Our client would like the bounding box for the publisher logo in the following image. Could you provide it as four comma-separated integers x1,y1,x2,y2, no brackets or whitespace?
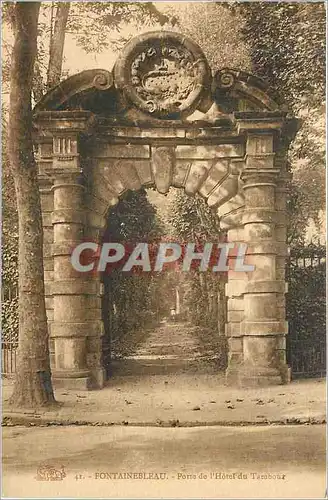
36,464,66,481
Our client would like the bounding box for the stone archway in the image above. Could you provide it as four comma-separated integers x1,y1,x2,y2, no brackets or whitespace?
33,31,297,390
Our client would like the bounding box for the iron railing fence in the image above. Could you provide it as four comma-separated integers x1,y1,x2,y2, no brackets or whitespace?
1,286,18,376
286,243,326,378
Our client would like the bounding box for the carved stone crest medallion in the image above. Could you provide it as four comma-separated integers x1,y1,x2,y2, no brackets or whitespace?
114,31,211,118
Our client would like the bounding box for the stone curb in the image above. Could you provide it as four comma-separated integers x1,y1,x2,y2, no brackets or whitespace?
2,413,326,428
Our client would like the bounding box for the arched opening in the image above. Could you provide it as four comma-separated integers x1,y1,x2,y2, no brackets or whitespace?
99,186,229,380
34,30,297,389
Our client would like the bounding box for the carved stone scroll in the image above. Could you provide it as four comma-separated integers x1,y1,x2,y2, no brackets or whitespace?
34,69,113,112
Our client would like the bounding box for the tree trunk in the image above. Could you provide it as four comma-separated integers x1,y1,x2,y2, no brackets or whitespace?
8,2,56,408
33,60,46,102
47,2,70,89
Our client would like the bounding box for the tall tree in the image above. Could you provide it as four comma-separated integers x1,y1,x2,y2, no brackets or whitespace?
46,2,70,89
237,2,326,243
2,2,172,405
8,2,55,407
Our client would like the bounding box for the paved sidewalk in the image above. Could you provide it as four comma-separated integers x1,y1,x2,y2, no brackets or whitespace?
3,424,326,498
2,375,325,426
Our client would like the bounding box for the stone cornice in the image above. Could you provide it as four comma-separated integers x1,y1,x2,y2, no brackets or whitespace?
33,110,96,134
33,110,294,147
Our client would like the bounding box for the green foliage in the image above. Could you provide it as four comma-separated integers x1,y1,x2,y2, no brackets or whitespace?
234,4,326,371
2,223,18,290
167,2,251,70
237,3,325,109
168,190,221,243
168,190,225,331
1,296,19,343
237,2,326,243
2,111,19,344
66,2,172,53
103,187,163,242
102,189,164,353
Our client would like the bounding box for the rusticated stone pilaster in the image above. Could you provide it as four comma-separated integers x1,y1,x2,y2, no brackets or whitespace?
227,132,289,387
83,208,107,389
51,170,90,389
225,224,246,384
51,134,102,390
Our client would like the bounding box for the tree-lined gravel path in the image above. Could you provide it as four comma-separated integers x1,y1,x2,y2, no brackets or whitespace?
111,320,225,376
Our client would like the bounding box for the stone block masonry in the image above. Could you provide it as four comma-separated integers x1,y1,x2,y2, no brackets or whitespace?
33,30,298,389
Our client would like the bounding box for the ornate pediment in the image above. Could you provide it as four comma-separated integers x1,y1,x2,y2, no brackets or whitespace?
34,30,284,122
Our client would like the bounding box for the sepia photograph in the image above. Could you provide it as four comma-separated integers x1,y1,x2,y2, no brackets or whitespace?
1,1,326,498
